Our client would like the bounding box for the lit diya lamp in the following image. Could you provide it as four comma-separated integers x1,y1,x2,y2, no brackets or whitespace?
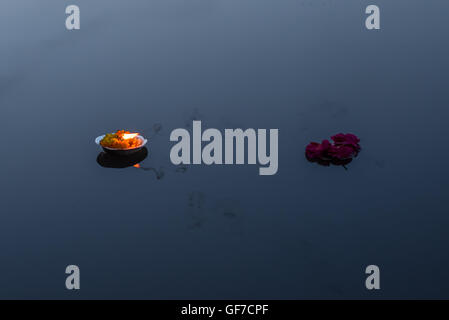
95,130,148,156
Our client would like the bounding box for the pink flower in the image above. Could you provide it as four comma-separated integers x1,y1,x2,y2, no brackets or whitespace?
305,140,332,160
329,145,356,160
305,133,361,167
331,133,361,152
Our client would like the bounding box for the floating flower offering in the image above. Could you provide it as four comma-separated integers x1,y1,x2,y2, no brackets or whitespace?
100,130,142,149
305,133,361,167
95,130,148,156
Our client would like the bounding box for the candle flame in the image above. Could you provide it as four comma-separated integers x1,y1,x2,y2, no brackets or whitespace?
122,133,139,139
133,163,141,168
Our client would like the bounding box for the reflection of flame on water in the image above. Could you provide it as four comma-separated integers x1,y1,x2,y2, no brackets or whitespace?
122,133,139,140
133,163,164,180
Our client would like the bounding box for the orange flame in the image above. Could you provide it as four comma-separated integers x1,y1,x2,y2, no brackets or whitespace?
122,133,139,139
133,163,141,168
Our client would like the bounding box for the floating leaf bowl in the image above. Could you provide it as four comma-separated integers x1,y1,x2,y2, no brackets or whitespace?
95,134,148,156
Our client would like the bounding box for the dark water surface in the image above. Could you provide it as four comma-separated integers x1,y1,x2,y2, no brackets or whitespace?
1,0,448,298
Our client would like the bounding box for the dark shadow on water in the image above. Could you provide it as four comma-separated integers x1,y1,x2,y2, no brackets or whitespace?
97,147,148,168
306,155,353,170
